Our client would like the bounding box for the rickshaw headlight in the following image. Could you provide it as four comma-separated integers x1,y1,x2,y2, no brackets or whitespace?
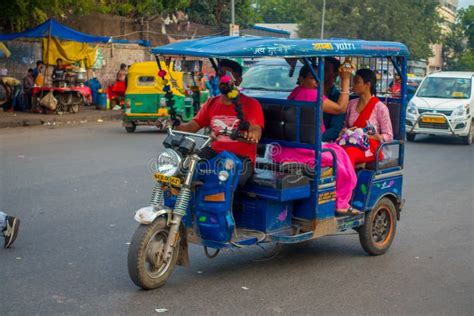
407,102,418,115
218,170,229,182
156,149,182,177
160,98,167,107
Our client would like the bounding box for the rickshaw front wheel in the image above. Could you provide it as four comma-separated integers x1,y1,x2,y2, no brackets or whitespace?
127,218,180,290
358,197,397,256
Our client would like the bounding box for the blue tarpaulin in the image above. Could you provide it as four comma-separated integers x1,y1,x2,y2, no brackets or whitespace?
0,19,111,43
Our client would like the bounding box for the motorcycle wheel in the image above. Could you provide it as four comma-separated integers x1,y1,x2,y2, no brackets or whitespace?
127,218,180,290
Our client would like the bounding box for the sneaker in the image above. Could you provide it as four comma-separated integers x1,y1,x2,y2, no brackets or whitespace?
3,216,20,248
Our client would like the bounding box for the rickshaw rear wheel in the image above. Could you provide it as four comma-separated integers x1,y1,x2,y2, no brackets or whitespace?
358,197,397,256
127,218,180,290
125,123,136,133
406,133,416,142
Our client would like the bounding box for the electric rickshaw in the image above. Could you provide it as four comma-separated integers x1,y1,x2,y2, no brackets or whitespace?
127,36,409,289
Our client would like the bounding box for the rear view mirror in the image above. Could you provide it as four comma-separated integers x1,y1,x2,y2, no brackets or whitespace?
173,60,203,73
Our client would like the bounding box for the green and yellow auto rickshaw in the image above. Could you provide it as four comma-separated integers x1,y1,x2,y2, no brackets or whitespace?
122,61,209,133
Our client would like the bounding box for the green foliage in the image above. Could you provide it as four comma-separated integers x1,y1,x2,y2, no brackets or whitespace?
0,0,191,32
461,6,474,50
443,6,474,71
188,0,257,27
296,0,441,60
252,0,299,23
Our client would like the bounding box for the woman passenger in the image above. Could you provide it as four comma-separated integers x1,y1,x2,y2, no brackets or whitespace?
272,64,358,215
343,69,393,167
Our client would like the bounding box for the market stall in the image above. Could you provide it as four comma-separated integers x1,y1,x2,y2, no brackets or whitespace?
0,19,111,113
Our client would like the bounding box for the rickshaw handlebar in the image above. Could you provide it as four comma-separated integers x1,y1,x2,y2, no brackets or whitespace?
168,128,212,149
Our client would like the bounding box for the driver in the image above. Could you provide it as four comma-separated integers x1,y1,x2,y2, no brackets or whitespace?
176,59,264,185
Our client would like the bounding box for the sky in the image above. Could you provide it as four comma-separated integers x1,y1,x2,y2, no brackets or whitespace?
458,0,473,8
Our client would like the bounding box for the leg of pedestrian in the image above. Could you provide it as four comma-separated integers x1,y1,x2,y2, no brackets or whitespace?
1,211,20,248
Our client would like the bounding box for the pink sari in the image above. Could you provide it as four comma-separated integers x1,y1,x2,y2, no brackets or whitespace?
273,86,357,209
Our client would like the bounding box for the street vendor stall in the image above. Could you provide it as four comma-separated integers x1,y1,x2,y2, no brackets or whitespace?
31,86,92,113
0,19,111,114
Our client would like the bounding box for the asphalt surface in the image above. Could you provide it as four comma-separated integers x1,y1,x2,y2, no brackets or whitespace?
0,123,472,315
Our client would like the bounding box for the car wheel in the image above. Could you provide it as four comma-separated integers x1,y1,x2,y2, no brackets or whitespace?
406,133,416,142
461,122,472,145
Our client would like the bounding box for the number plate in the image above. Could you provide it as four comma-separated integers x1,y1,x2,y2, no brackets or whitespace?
154,173,181,186
421,116,446,123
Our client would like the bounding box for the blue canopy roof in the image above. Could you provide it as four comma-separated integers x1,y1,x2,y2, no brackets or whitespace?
151,36,409,58
0,19,111,43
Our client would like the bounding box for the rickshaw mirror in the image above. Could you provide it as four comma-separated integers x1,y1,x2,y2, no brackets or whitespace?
285,58,297,77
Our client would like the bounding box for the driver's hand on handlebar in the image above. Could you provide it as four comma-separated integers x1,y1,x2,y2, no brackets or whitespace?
209,131,218,140
240,131,258,143
242,125,262,144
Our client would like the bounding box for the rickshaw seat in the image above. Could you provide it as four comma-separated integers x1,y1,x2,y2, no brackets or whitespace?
255,160,333,178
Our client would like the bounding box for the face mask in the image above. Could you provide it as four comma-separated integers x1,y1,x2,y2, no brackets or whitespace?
218,70,235,95
218,83,233,95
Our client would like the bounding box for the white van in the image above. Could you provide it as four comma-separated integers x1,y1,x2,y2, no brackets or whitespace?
406,71,473,145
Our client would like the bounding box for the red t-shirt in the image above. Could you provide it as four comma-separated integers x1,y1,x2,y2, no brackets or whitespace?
193,94,265,164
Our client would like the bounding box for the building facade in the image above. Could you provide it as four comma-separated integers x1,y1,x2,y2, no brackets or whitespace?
427,0,458,73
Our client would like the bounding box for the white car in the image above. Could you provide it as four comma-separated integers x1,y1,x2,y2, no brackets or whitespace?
406,71,473,145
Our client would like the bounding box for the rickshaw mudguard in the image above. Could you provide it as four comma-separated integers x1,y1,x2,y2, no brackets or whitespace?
133,206,191,266
193,151,243,245
134,206,171,225
351,169,403,212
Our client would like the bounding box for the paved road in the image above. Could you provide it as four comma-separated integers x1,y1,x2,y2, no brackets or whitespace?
0,123,472,315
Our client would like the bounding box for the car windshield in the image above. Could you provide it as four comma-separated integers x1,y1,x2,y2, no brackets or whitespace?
416,77,472,99
241,63,301,92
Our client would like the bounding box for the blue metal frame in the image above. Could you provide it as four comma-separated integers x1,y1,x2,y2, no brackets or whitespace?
156,36,409,247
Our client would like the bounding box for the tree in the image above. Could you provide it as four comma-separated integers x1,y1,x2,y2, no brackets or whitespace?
461,5,474,50
0,0,191,32
188,0,258,27
252,0,300,23
296,0,441,60
443,6,474,71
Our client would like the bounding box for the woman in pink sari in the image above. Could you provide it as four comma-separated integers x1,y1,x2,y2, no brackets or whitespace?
272,64,358,215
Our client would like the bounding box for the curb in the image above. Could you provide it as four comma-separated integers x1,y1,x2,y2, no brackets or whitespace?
0,112,122,129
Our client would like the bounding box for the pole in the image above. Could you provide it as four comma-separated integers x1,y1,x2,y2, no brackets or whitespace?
231,0,235,25
44,19,53,87
320,0,326,39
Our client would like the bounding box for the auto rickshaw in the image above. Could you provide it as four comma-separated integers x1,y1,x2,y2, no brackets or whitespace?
122,61,209,133
127,36,409,290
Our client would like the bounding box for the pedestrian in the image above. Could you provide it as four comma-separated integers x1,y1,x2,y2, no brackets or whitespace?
0,211,20,248
34,63,45,87
32,60,44,81
209,74,220,96
0,76,21,112
22,68,34,111
116,63,127,82
51,58,67,86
